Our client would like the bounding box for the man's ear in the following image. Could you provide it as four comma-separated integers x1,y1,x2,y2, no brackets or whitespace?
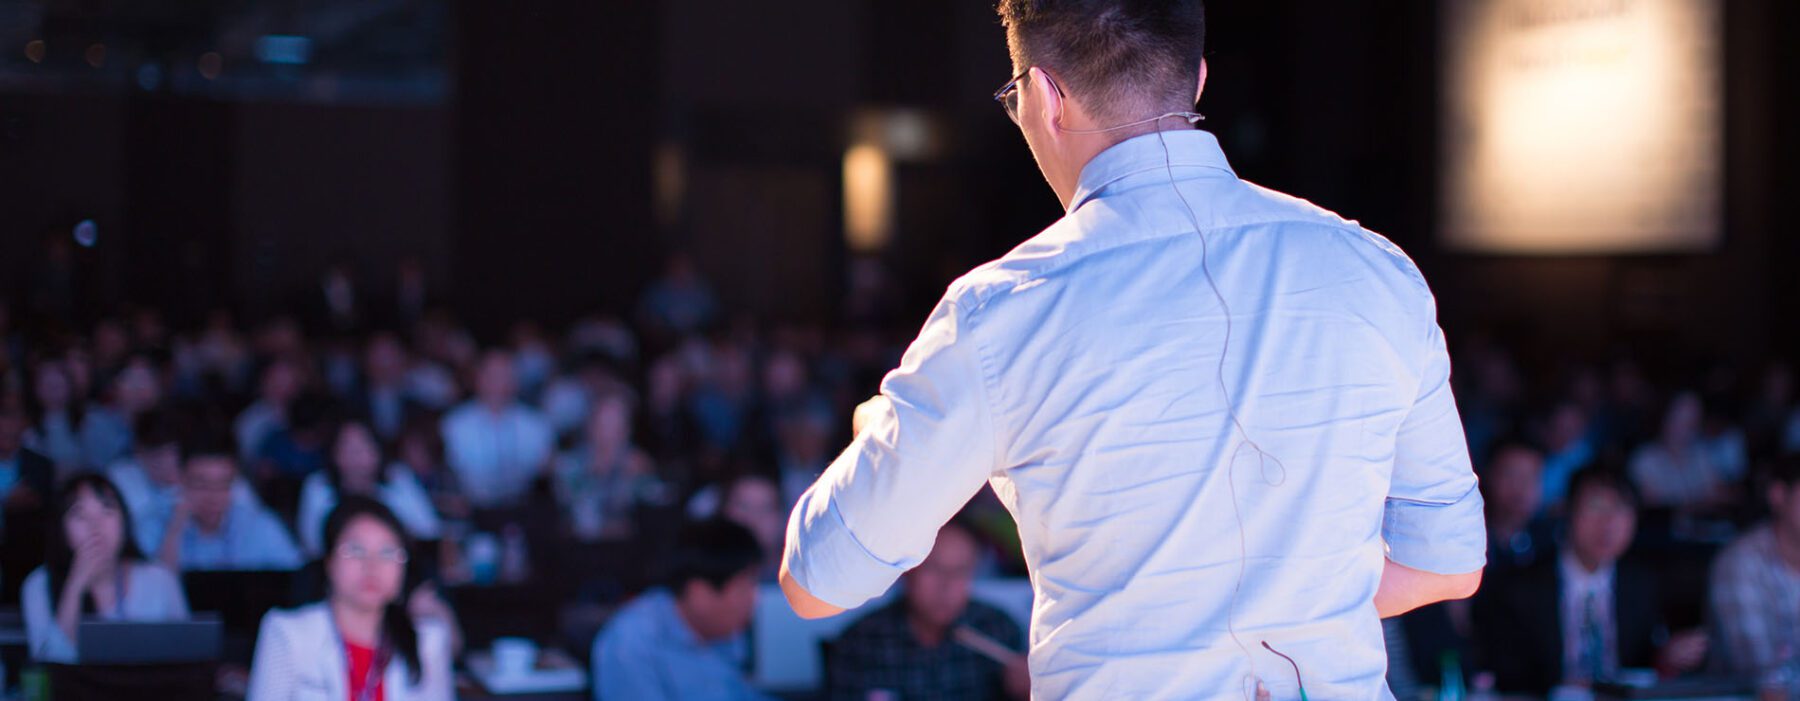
1027,66,1065,134
1195,58,1209,105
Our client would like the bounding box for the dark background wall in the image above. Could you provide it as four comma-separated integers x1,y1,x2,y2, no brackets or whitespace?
3,0,1794,365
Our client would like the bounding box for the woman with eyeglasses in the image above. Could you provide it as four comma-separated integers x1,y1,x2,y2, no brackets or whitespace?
248,496,454,701
22,473,190,663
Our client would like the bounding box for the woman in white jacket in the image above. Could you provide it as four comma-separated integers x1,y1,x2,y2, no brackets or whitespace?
295,419,441,556
248,496,453,701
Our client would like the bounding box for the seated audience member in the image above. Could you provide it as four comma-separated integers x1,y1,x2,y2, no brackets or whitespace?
250,392,336,501
554,390,654,541
1710,454,1800,678
689,473,784,579
1628,391,1739,510
1483,442,1556,576
80,353,163,473
828,520,1028,701
153,439,303,571
23,475,189,663
297,419,441,555
0,400,53,603
440,351,554,509
1475,469,1707,694
107,409,263,553
591,519,771,701
23,358,91,473
248,497,454,701
357,332,423,442
397,416,468,521
1539,401,1597,511
772,401,835,509
235,356,302,463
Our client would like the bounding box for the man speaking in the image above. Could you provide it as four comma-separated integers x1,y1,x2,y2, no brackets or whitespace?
781,1,1485,698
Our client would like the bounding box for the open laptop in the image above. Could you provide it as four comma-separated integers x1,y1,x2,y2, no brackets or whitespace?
77,616,223,665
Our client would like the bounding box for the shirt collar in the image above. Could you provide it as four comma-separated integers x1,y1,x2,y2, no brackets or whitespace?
1559,550,1616,594
1067,129,1235,212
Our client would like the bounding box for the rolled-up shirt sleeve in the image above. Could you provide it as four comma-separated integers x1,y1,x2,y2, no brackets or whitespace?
784,296,1000,609
1383,318,1486,575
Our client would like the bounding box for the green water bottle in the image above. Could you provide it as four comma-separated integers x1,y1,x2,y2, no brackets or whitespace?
1437,651,1465,701
19,665,47,701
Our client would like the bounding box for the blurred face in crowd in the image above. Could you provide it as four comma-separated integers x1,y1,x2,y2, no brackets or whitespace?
1769,478,1800,545
183,454,239,530
333,423,383,493
0,407,24,456
904,525,981,636
1484,445,1543,524
1567,481,1637,571
327,515,407,614
92,320,130,364
398,430,440,473
681,569,759,642
34,361,73,410
365,334,409,386
112,358,162,413
1545,403,1588,452
585,396,633,453
762,351,807,401
136,439,182,487
261,359,301,405
474,352,518,409
722,476,782,554
1661,392,1703,444
778,412,834,464
63,483,126,563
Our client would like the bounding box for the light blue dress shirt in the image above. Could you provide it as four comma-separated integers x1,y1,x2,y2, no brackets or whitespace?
785,129,1485,700
441,401,556,509
590,589,771,701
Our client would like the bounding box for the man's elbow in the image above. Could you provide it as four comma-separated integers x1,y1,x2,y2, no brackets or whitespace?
778,566,847,620
1442,567,1483,601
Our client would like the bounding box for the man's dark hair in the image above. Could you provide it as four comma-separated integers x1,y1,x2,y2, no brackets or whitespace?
1565,467,1639,515
998,0,1206,122
666,518,764,592
180,426,238,465
132,408,184,450
1769,453,1800,489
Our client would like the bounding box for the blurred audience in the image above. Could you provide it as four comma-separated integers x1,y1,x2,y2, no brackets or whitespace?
249,497,454,700
1482,442,1556,577
0,248,1794,697
441,350,554,509
23,474,189,663
1475,469,1707,694
554,388,656,541
1629,391,1743,511
297,419,441,555
828,520,1027,701
1710,454,1800,680
153,439,303,571
591,518,769,701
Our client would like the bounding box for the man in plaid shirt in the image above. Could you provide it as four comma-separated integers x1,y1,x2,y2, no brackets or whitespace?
1710,454,1800,677
827,521,1027,701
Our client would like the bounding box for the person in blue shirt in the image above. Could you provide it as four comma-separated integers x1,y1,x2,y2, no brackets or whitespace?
591,519,771,701
779,2,1486,698
152,436,303,572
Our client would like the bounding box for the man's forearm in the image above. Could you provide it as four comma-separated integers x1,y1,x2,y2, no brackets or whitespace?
1374,558,1482,618
778,559,847,619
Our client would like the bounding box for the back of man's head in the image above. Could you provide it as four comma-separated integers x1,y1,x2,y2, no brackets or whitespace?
666,518,765,642
998,0,1206,123
667,518,764,594
1771,453,1800,491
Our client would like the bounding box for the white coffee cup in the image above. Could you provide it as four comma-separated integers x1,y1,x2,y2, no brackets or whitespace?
492,637,538,678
